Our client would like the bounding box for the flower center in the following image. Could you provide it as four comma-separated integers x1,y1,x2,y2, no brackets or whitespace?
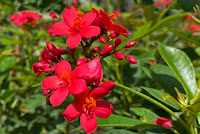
70,11,84,32
59,71,71,86
109,13,118,23
83,97,96,113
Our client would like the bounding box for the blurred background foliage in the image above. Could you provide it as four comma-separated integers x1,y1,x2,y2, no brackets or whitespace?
1,0,200,134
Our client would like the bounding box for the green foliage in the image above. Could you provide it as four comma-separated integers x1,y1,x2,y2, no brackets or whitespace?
1,0,200,133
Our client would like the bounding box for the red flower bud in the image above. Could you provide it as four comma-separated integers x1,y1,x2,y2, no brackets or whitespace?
99,37,106,43
49,11,57,19
109,33,116,39
115,53,124,60
100,44,113,56
154,117,172,129
125,41,137,48
100,81,115,91
76,58,87,66
43,90,50,96
46,42,59,56
13,50,19,55
57,48,68,55
125,55,137,64
91,47,100,53
73,0,78,7
115,37,122,46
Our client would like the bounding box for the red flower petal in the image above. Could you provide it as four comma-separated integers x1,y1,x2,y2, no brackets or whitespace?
62,9,78,27
62,102,82,121
73,86,89,102
81,26,100,38
80,112,97,134
89,87,109,100
99,10,110,28
70,63,89,79
108,24,128,34
81,12,96,27
41,76,62,90
50,86,69,106
69,79,86,95
51,22,74,36
55,60,71,77
95,101,113,118
66,33,82,49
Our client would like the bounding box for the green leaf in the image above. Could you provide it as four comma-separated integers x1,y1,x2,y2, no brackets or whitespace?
142,87,180,110
0,90,16,102
159,44,198,100
130,107,159,123
131,13,187,41
22,95,45,112
104,129,140,134
132,22,152,40
97,114,146,127
170,30,200,45
0,56,16,72
149,64,185,97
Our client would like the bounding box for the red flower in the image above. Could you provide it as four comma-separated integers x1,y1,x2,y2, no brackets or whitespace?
154,117,172,129
154,0,171,7
10,13,27,26
50,11,57,19
62,81,115,134
41,60,87,106
10,11,42,26
188,24,200,31
92,9,128,36
51,9,100,49
71,56,103,87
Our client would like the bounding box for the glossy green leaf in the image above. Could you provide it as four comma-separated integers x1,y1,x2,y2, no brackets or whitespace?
159,44,197,100
171,30,200,45
130,107,159,123
104,129,140,134
149,64,184,97
97,114,149,127
0,56,16,72
142,87,180,110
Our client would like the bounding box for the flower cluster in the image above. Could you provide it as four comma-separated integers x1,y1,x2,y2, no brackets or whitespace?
154,0,172,8
185,15,200,36
10,11,42,26
32,6,137,134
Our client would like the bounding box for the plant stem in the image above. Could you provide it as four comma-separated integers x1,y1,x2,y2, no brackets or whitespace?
106,0,110,14
103,78,190,133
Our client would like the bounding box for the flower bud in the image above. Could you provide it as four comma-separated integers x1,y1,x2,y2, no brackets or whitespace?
109,33,116,39
91,47,100,53
100,81,115,91
46,42,59,56
49,11,57,19
154,117,172,129
125,55,137,64
115,37,122,46
57,48,68,55
115,53,124,60
100,44,113,56
99,37,106,43
73,0,78,7
43,90,50,96
125,41,137,48
76,58,87,66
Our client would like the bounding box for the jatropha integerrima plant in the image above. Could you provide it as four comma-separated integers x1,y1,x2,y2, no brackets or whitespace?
32,6,137,134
